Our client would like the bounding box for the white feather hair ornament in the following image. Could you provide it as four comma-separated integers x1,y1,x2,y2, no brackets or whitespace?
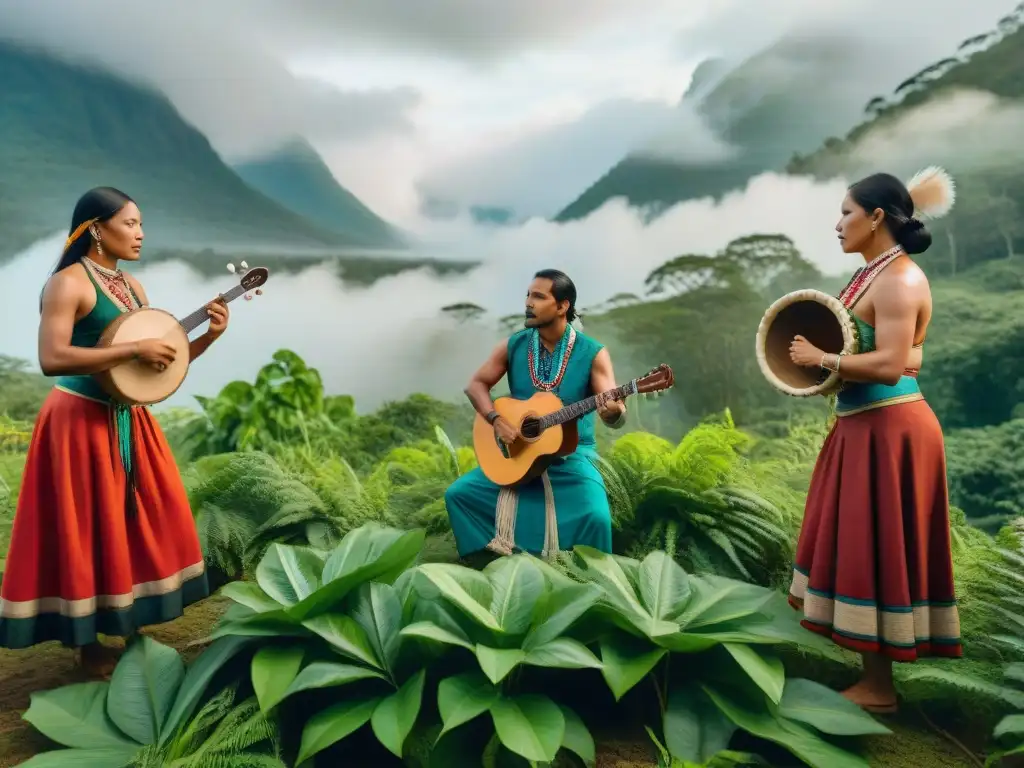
905,166,956,220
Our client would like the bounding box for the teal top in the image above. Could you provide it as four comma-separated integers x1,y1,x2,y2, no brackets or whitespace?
55,267,139,403
835,315,921,414
506,328,603,448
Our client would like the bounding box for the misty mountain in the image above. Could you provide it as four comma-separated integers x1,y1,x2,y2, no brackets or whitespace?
0,42,387,264
787,9,1024,275
553,36,900,223
232,138,407,249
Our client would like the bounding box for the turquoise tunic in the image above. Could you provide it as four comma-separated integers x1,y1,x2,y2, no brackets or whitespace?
445,328,613,557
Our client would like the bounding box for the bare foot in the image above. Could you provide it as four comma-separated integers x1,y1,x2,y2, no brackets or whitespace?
841,679,898,714
77,643,123,680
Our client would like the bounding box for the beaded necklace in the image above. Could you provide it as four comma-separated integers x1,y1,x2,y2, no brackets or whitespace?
528,326,576,391
837,245,904,309
84,257,138,311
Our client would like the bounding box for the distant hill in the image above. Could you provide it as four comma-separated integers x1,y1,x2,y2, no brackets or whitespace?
0,43,391,263
554,36,885,223
787,9,1024,276
232,138,407,249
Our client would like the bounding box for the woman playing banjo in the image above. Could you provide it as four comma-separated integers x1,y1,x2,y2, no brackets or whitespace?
787,168,961,713
0,187,226,676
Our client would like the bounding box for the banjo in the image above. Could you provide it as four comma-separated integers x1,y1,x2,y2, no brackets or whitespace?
94,265,269,406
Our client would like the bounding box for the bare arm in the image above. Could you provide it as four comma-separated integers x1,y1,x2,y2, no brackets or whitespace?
835,274,922,385
590,347,626,427
464,341,509,417
37,272,140,376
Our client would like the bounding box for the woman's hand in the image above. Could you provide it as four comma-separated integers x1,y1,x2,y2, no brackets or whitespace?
135,338,177,371
789,335,824,368
205,300,229,339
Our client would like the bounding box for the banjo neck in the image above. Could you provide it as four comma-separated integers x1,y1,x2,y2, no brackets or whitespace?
176,266,269,335
178,282,248,334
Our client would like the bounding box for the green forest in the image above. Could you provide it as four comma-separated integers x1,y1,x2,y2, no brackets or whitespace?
1,227,1023,767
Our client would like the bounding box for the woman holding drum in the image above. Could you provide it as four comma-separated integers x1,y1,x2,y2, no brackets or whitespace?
781,168,961,713
0,187,227,675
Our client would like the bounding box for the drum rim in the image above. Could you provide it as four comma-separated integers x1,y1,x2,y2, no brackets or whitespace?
755,288,858,397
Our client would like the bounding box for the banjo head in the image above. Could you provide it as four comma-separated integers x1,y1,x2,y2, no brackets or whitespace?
98,308,191,406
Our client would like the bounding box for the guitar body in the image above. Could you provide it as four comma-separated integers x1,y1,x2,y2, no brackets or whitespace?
473,391,580,487
93,307,191,406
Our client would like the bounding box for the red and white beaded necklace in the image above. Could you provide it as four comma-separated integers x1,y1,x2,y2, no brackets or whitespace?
83,257,138,311
837,245,904,309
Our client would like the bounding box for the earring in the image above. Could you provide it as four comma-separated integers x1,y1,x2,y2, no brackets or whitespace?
871,222,877,232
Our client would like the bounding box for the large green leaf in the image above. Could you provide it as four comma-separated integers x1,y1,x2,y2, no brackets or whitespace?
675,577,774,632
255,543,323,606
296,696,382,764
371,670,427,757
663,682,736,764
994,714,1024,738
302,613,381,667
288,528,425,621
251,646,305,712
476,646,527,684
486,557,545,635
351,582,404,680
704,684,869,768
523,582,603,651
419,563,502,632
490,694,566,764
723,644,785,705
219,581,282,614
16,746,141,767
778,679,892,736
599,633,667,701
106,636,184,746
559,704,596,765
523,638,602,670
637,551,691,622
160,636,255,744
282,660,387,701
572,547,651,620
400,620,475,651
23,682,136,751
437,671,500,738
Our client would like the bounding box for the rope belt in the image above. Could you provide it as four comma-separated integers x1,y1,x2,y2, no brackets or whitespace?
487,471,560,559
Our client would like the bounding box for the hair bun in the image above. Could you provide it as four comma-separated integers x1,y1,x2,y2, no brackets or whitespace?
904,217,925,232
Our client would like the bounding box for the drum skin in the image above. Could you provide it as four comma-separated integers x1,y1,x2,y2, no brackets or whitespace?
755,289,860,397
94,308,191,406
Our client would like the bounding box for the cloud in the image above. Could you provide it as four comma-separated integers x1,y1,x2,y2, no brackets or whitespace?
835,89,1024,180
0,0,420,158
1,170,858,412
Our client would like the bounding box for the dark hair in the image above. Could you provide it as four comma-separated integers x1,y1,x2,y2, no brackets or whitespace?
52,186,134,276
848,173,932,255
534,269,578,323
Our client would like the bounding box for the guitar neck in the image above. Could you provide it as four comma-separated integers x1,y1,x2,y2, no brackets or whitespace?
178,283,247,334
538,382,635,429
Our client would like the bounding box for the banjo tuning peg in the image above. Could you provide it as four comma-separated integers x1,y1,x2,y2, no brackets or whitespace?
226,262,236,273
255,288,263,296
244,292,253,301
240,260,249,269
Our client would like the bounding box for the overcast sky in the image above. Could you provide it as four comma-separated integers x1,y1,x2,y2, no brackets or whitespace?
0,0,1015,225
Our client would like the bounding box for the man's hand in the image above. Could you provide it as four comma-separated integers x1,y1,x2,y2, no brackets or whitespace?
596,391,626,424
493,416,519,446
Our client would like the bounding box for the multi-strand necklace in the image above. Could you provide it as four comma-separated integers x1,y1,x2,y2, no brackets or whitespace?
84,257,138,311
528,326,576,391
837,245,904,309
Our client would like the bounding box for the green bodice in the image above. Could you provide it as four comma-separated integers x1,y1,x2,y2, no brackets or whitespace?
56,266,139,403
506,328,603,448
836,314,921,415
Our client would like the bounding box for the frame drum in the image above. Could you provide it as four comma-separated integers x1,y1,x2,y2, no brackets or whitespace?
755,289,859,397
94,308,191,406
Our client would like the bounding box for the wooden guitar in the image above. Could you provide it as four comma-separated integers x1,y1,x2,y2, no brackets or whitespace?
473,364,675,487
94,265,269,406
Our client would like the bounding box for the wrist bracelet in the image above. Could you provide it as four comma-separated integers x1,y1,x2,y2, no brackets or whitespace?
485,410,500,425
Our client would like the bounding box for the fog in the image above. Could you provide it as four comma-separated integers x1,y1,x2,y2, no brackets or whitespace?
1,170,856,412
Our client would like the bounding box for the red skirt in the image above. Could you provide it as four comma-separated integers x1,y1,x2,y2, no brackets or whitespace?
788,399,962,661
0,388,208,649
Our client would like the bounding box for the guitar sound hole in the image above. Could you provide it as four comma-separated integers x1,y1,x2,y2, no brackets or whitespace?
520,416,541,440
